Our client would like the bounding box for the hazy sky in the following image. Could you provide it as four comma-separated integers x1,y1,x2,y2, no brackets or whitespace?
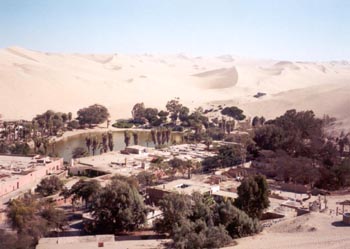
0,0,349,60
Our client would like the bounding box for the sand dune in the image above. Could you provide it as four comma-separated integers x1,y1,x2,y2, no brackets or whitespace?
192,67,238,89
0,47,349,131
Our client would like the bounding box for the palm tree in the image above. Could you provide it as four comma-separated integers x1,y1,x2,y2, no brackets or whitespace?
133,132,139,145
85,137,92,153
102,133,108,152
92,137,98,155
165,129,171,144
156,130,162,145
108,132,114,151
161,129,167,145
124,131,131,147
151,129,156,145
42,138,49,155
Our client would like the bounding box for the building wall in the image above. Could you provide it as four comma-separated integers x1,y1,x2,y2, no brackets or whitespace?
146,188,170,205
279,182,309,194
0,158,63,197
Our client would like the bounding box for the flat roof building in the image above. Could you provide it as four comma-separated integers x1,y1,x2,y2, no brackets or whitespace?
0,155,64,201
146,179,237,205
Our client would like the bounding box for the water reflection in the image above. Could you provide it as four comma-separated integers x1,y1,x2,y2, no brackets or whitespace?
51,131,182,162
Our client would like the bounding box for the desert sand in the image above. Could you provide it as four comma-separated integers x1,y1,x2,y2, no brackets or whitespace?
0,47,350,132
232,193,350,249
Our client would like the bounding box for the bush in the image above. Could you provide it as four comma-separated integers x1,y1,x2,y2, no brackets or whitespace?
154,192,259,249
35,176,63,197
215,201,261,238
112,119,134,128
67,120,80,129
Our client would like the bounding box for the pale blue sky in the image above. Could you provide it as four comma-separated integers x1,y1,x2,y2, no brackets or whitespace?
0,0,349,60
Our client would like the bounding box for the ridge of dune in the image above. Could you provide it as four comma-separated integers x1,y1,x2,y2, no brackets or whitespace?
192,67,238,89
0,47,349,131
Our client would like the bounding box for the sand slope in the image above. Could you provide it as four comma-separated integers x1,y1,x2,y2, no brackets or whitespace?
0,47,349,130
233,213,350,249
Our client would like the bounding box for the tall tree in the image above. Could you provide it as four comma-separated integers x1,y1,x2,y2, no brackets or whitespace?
77,104,109,126
91,178,147,233
108,132,114,151
235,175,270,219
92,137,98,155
133,132,139,145
85,137,92,153
124,131,131,147
166,98,183,123
131,102,146,123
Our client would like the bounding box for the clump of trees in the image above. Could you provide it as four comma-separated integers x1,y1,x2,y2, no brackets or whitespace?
154,189,263,249
87,176,147,234
33,110,69,136
202,144,243,172
251,109,350,190
62,175,147,234
131,102,169,126
130,100,210,134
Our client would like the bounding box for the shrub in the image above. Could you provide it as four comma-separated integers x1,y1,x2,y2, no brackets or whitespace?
35,176,63,197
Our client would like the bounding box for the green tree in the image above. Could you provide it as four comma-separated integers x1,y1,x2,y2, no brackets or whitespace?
91,178,147,233
221,106,245,120
158,110,169,123
35,176,63,197
154,193,192,235
64,179,101,208
179,106,190,123
144,108,159,124
215,201,260,238
235,175,270,219
77,104,109,126
166,99,183,123
131,102,146,123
